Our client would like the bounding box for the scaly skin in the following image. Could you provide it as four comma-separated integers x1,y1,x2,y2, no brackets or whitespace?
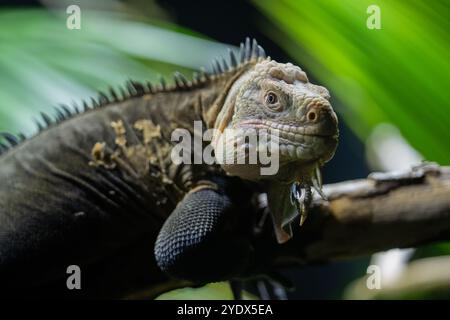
0,38,338,296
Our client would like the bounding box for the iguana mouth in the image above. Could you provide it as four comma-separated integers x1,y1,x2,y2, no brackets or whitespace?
237,119,338,139
234,119,338,162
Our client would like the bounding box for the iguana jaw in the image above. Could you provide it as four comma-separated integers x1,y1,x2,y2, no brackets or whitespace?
235,119,338,169
212,117,338,183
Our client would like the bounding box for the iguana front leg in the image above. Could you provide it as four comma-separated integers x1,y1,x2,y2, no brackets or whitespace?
154,177,257,283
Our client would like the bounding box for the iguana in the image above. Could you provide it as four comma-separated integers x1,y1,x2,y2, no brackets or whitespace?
0,38,338,298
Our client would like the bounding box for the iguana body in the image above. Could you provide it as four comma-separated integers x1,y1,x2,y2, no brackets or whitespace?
0,39,338,298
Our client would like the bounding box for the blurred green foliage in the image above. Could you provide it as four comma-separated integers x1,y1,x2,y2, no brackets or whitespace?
0,8,229,135
157,282,234,300
254,0,450,164
156,282,257,300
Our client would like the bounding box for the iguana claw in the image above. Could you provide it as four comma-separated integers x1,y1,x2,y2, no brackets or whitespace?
290,181,312,226
311,166,327,200
290,166,326,227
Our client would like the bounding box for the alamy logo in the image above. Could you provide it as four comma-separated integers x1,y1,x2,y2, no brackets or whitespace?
66,265,81,290
66,5,81,30
366,265,382,290
170,121,280,176
366,4,381,30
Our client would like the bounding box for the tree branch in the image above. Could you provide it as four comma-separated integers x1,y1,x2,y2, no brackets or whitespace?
272,163,450,266
133,164,450,299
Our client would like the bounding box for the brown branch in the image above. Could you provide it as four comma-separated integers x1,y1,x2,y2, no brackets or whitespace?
133,164,450,299
272,163,450,267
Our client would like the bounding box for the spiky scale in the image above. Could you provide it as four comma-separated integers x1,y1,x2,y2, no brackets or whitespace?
98,91,109,104
251,39,258,59
33,118,44,132
245,37,251,61
109,87,118,102
174,72,189,88
173,73,180,87
72,103,80,114
60,105,72,117
192,72,200,85
159,76,166,90
200,67,209,81
239,42,245,63
40,112,52,126
90,97,99,109
17,133,26,141
130,81,145,95
146,81,154,93
8,134,19,146
119,87,127,100
82,100,90,112
173,74,180,87
53,107,65,121
180,73,189,86
229,49,238,68
221,57,229,72
0,132,19,146
257,45,266,59
211,62,218,75
213,59,223,73
126,81,136,95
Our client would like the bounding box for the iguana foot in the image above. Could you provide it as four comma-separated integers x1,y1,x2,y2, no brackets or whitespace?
154,177,255,283
290,166,327,226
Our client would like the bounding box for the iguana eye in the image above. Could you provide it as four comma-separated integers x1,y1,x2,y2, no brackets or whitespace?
265,92,278,105
265,91,283,112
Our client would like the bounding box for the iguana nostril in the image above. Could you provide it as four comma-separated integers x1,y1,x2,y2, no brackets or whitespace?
307,111,317,122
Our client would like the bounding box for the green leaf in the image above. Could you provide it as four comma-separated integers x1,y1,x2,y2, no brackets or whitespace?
253,0,450,163
0,8,229,135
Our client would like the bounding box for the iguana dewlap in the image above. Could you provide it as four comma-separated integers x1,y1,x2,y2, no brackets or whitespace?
0,38,338,295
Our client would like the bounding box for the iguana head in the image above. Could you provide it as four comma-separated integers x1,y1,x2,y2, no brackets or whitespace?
213,59,338,182
210,39,338,243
